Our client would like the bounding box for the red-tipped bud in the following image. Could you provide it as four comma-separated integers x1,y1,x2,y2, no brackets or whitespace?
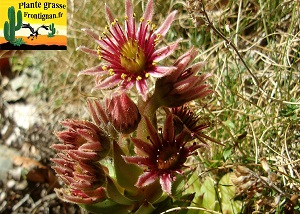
105,91,141,134
53,119,110,160
154,48,213,107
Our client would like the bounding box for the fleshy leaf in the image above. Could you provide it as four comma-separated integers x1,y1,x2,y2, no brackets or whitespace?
141,179,163,204
106,176,135,205
113,141,142,194
219,173,243,214
80,199,131,214
198,177,219,213
171,169,195,195
133,201,155,214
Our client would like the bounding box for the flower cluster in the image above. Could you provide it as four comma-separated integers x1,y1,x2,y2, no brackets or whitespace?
52,0,216,212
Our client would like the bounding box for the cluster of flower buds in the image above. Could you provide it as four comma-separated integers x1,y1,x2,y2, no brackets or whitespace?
52,0,216,212
51,120,110,204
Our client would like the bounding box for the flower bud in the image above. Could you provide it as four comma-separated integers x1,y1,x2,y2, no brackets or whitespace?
105,91,141,134
53,119,110,160
154,48,213,107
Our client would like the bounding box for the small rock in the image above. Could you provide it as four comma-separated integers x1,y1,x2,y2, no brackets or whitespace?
9,167,22,181
0,192,6,203
7,179,16,189
0,145,19,181
14,180,28,191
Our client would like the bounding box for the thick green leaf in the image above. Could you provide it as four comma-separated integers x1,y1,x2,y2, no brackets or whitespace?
81,199,131,214
113,141,142,194
224,120,235,130
134,201,155,214
172,169,195,196
152,197,173,214
126,179,163,203
106,176,136,205
198,177,219,213
218,173,242,214
142,179,163,204
223,148,232,161
185,173,203,214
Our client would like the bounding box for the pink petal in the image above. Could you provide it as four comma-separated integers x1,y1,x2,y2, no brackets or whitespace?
136,171,158,187
184,88,213,101
76,129,99,143
51,144,75,150
105,3,115,23
137,21,148,47
172,48,198,75
87,100,102,126
51,158,73,169
97,38,118,54
143,0,154,22
152,39,181,62
123,156,151,166
78,65,107,76
160,173,172,194
81,28,98,39
72,173,95,183
173,48,198,66
136,78,148,101
52,165,73,178
173,76,200,93
149,66,176,78
55,131,78,144
197,73,214,82
52,170,72,184
92,75,122,91
125,0,133,20
79,142,103,153
131,137,155,156
120,79,135,90
81,29,103,46
155,10,177,37
71,181,94,191
60,119,79,129
67,150,98,162
78,161,100,174
189,62,206,74
125,0,135,38
76,46,98,57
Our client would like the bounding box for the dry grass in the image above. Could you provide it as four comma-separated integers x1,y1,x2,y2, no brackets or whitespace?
183,0,300,212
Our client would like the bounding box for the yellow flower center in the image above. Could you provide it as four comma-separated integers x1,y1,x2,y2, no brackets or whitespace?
120,40,146,74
